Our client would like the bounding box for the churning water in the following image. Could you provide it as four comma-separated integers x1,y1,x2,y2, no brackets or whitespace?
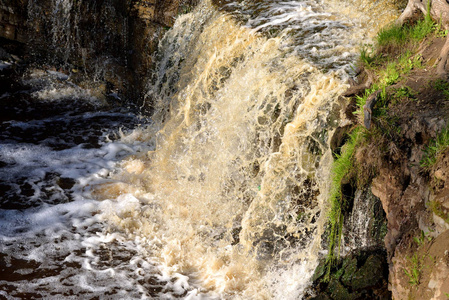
1,0,398,298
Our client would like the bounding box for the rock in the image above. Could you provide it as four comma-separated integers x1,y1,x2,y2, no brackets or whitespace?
341,256,357,286
308,295,331,300
0,47,12,60
312,260,327,282
350,254,384,290
328,276,358,300
390,230,449,300
330,125,352,157
363,90,381,130
1,0,197,103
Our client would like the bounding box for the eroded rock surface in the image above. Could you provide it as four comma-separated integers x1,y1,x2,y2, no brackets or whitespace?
1,0,198,103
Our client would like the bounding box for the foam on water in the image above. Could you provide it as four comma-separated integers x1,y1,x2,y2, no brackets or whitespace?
0,68,167,298
0,61,12,70
22,69,106,106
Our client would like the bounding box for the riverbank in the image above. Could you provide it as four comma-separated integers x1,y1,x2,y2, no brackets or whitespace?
310,11,449,300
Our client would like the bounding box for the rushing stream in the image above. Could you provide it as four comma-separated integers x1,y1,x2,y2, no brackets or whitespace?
1,0,399,298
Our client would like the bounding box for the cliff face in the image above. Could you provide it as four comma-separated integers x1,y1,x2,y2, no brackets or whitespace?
0,0,28,43
337,26,449,299
0,0,197,103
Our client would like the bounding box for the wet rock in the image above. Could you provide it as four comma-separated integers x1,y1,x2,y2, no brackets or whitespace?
2,0,198,104
328,276,356,300
0,47,11,60
350,254,384,290
312,260,327,282
308,250,390,300
330,125,352,157
340,257,357,286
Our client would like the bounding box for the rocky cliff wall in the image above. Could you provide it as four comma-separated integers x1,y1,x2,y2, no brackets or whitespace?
0,0,197,104
322,21,449,299
0,0,27,43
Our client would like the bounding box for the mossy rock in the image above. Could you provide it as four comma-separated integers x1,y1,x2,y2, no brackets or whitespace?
308,294,331,300
328,276,359,300
312,259,327,282
341,256,358,286
350,254,384,290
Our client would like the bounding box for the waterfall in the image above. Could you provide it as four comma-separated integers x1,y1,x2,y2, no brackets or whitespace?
92,0,398,298
0,0,399,298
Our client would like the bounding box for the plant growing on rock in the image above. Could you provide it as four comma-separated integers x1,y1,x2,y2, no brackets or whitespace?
404,253,423,286
325,127,363,278
421,126,449,169
429,201,449,224
396,0,449,75
413,230,432,246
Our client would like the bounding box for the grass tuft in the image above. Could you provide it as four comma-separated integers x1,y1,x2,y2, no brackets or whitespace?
404,253,423,286
377,24,409,48
421,126,449,169
409,17,434,41
371,3,434,63
360,45,376,67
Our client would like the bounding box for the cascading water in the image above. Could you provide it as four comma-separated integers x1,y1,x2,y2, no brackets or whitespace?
1,0,399,298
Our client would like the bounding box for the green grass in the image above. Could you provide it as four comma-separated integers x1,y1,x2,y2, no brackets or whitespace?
413,230,432,247
360,45,376,67
421,126,449,169
410,17,434,41
393,86,415,101
354,51,421,126
377,0,434,49
378,52,421,86
353,85,380,117
434,21,448,38
325,127,362,278
377,23,410,48
404,253,423,286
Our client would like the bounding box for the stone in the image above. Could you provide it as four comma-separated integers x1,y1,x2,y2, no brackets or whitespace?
312,260,327,282
341,256,357,287
350,254,383,290
328,276,358,300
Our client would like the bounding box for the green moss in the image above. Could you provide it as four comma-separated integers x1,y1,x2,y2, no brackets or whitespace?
325,127,363,278
429,201,449,224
